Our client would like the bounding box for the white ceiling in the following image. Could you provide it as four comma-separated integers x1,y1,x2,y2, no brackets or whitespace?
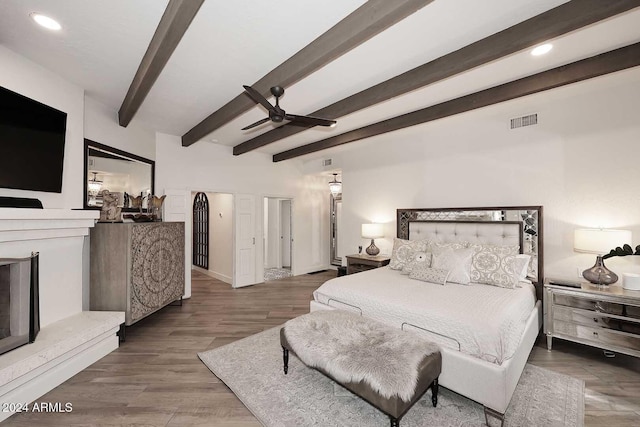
1,0,639,161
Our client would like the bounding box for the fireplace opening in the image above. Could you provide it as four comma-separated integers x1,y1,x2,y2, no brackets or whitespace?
0,252,40,356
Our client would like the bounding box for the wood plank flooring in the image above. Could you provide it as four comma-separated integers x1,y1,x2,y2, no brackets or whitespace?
4,270,640,426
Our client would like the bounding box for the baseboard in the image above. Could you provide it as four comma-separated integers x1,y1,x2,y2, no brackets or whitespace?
192,266,232,284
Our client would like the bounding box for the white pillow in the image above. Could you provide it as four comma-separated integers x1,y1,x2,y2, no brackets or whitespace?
431,247,474,285
513,254,531,281
389,238,428,270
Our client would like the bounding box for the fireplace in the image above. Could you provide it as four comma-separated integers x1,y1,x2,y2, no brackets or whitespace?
0,252,39,355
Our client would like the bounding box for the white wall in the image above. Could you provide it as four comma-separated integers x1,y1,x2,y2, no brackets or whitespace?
84,97,156,160
208,192,233,283
309,68,640,280
156,133,331,280
0,46,84,209
265,198,280,268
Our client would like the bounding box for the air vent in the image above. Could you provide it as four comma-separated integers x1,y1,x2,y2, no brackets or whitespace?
510,113,538,129
322,158,332,167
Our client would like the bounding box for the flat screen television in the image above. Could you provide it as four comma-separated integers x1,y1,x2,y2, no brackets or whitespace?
0,86,67,193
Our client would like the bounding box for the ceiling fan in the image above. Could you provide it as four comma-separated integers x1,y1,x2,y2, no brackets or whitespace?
241,85,336,130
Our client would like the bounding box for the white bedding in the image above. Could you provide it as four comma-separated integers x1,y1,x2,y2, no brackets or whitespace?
313,267,536,365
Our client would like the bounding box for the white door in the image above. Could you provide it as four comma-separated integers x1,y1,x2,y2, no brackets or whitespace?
234,194,256,288
163,189,191,298
280,199,292,268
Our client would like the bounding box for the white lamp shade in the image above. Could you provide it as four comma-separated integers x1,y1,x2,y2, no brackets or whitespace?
362,223,384,239
574,229,632,254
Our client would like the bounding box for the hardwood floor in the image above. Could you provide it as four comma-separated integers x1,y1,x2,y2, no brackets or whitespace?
4,270,640,426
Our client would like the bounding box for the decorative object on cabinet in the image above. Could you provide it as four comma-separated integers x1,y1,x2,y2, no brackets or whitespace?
90,222,185,326
622,273,640,291
574,228,632,285
544,279,640,358
148,194,166,220
361,223,384,256
346,254,390,274
329,173,342,197
98,190,122,222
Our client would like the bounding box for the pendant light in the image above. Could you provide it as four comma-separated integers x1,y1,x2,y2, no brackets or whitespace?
329,173,342,197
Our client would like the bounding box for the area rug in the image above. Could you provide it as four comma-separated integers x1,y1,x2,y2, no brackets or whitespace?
198,328,584,427
264,267,292,281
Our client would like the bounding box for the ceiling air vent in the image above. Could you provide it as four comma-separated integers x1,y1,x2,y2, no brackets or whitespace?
510,113,538,129
322,158,332,167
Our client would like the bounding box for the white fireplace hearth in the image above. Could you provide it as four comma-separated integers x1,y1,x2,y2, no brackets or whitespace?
0,209,124,421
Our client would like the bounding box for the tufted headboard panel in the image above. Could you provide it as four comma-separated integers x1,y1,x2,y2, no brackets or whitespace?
409,221,523,251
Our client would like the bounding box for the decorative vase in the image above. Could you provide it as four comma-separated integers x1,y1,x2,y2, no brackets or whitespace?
365,239,380,256
582,255,618,285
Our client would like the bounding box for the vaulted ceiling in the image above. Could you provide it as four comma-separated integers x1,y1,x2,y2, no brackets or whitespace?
1,0,639,162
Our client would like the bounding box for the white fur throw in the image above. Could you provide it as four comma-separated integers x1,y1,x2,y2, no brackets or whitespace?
283,310,440,402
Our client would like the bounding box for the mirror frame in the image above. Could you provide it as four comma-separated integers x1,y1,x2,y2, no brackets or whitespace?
83,138,155,212
330,194,342,266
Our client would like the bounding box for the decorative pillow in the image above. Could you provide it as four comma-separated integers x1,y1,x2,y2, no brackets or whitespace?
409,267,450,285
431,247,475,285
401,251,431,275
469,244,520,288
389,238,428,270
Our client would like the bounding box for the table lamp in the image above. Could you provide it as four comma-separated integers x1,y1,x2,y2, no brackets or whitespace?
361,223,384,256
574,228,632,285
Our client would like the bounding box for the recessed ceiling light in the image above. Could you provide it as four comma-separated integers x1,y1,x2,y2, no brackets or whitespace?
531,43,552,56
30,13,62,31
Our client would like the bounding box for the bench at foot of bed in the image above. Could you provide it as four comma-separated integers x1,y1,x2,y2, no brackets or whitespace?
280,311,442,427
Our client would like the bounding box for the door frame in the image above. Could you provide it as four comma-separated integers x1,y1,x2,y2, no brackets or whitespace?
261,194,295,281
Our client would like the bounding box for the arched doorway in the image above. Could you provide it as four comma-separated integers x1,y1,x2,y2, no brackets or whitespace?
193,192,209,269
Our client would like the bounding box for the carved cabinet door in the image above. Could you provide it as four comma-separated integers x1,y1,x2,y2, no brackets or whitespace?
129,223,185,323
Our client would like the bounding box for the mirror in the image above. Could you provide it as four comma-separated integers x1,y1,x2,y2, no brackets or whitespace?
330,194,342,266
83,139,155,211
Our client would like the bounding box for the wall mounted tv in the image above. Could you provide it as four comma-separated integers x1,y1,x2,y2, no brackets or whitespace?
0,86,67,193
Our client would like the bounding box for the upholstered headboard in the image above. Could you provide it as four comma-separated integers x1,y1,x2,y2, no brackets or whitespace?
397,206,544,299
408,221,523,250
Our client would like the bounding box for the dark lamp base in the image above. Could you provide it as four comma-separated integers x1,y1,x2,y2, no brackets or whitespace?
365,239,380,256
582,255,618,285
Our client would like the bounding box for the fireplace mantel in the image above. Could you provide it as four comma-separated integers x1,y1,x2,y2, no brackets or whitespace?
0,209,99,243
0,208,122,421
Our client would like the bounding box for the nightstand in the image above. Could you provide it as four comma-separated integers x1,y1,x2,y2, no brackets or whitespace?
345,254,390,275
544,279,640,357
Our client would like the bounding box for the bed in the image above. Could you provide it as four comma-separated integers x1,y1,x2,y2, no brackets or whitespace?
310,206,544,425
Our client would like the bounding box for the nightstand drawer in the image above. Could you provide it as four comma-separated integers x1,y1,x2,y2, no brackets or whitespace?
554,294,625,316
554,306,640,334
553,320,640,352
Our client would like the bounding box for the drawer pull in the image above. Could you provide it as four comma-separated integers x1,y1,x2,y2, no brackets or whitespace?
593,318,598,323
593,331,598,337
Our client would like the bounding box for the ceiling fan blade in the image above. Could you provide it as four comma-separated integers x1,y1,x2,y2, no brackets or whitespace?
243,85,275,112
285,114,336,127
241,117,271,130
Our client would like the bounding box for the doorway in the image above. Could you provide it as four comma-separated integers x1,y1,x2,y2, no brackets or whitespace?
191,191,234,285
263,197,293,281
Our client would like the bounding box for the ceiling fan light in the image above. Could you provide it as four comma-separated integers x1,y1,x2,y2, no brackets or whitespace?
329,173,342,196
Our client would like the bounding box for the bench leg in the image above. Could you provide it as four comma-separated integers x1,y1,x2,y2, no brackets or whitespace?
484,406,504,427
282,347,289,374
431,378,439,407
389,416,399,427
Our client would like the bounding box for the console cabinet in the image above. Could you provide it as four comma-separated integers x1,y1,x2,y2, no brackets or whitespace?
90,222,185,326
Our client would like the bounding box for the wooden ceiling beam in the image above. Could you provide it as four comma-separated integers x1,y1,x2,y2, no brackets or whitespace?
118,0,204,127
273,42,640,162
236,0,640,155
181,0,434,147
